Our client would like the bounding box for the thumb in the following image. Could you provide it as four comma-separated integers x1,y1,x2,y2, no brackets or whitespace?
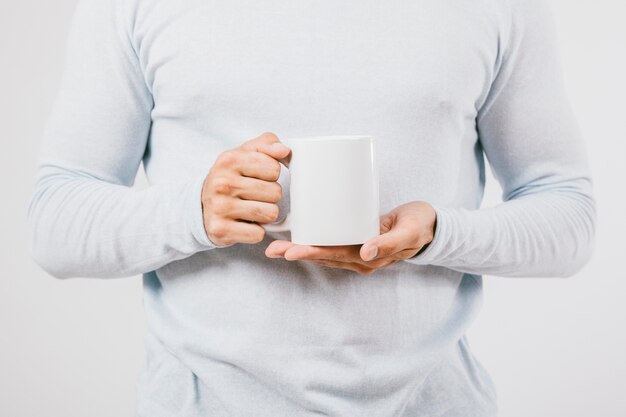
360,227,414,262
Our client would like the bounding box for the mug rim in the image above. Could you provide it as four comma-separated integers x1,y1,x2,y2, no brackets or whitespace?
284,135,373,142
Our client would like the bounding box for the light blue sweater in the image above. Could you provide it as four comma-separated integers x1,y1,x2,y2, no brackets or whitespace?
27,0,595,415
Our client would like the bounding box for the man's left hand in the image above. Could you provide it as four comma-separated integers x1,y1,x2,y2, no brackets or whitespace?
265,201,437,275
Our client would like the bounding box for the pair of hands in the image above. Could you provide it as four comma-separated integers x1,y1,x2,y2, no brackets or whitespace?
201,132,437,275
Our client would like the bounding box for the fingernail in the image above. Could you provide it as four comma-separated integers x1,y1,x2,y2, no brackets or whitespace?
366,246,378,261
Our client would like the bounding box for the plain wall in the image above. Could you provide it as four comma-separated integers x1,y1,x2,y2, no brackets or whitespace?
1,1,624,416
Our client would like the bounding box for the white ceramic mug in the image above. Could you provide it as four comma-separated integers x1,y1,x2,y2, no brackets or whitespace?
263,135,380,246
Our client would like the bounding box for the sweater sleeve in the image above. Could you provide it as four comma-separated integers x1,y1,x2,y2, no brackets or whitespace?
407,0,596,277
27,0,221,279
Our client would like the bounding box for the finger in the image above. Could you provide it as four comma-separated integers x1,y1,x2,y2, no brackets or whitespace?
214,149,280,181
234,177,283,203
240,132,291,165
257,142,291,165
240,131,281,150
224,199,280,223
360,227,417,261
207,219,265,245
265,240,297,258
310,259,375,275
283,244,362,262
237,151,282,181
229,221,266,244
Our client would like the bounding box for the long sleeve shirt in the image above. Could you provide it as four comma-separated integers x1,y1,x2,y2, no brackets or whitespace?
27,0,596,416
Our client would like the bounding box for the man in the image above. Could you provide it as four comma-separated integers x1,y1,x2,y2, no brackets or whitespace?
27,0,595,415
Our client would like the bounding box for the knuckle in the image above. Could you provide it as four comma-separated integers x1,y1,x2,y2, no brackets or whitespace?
220,238,234,246
250,226,265,243
272,161,281,180
249,205,262,218
376,242,392,257
254,204,279,222
216,150,238,167
267,204,280,222
259,131,279,143
207,221,228,240
271,183,283,202
263,160,280,181
211,176,233,195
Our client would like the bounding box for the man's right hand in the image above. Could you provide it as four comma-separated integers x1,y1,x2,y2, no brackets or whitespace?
201,132,291,246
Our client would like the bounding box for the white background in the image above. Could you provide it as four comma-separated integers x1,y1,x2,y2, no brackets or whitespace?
1,1,624,416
